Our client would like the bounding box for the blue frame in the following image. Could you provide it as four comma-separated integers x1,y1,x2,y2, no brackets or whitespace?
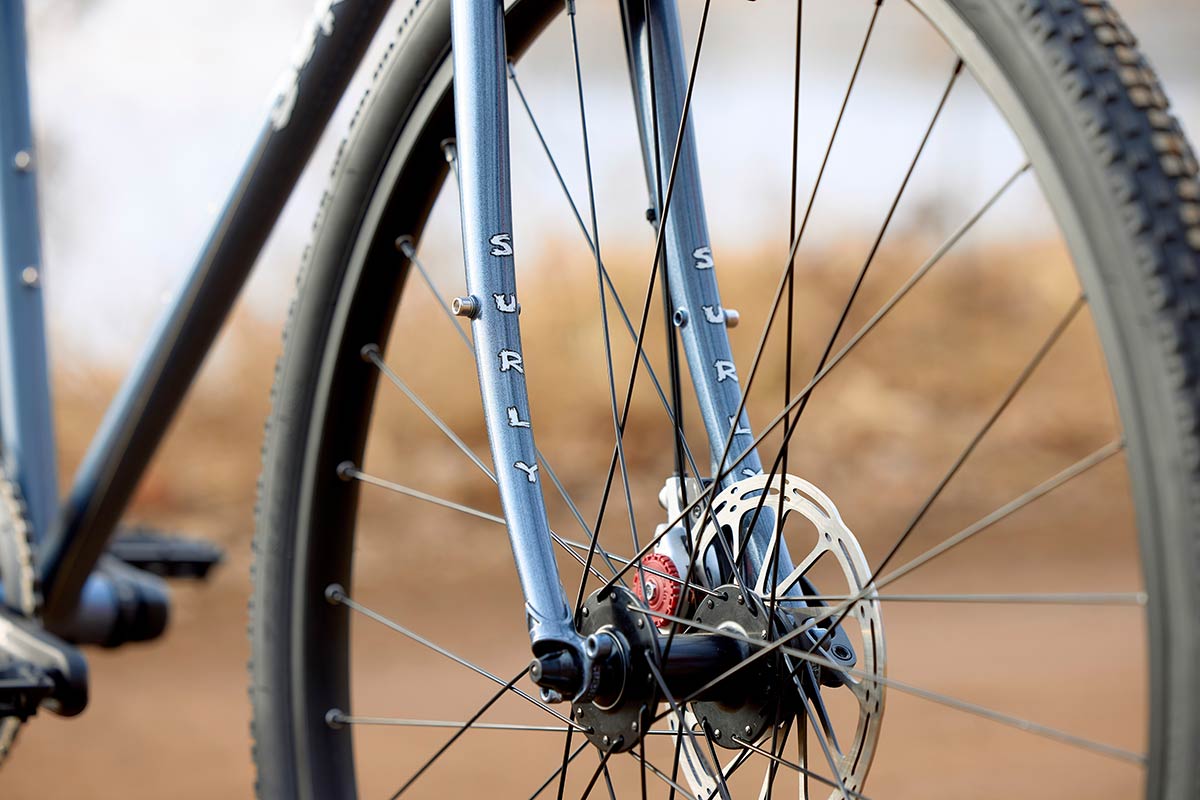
1,0,789,665
0,0,397,639
0,0,57,545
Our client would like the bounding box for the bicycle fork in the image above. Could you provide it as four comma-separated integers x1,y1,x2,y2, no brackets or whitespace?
448,0,794,711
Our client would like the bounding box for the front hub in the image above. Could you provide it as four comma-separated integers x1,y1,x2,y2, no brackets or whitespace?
572,586,658,753
689,585,787,749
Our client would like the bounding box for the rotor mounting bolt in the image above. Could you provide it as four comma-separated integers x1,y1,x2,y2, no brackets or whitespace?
707,598,715,610
451,296,480,319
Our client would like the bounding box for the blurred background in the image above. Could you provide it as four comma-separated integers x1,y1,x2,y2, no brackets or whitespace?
4,0,1198,797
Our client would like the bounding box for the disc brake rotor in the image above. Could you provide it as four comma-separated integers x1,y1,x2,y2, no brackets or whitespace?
679,473,886,799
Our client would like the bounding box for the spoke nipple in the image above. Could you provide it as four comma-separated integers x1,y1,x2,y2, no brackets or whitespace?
723,309,740,328
359,343,381,362
324,584,346,605
439,139,457,163
394,235,415,256
645,207,656,223
336,461,356,481
451,295,480,319
672,308,688,328
13,150,32,172
325,708,346,729
20,266,39,288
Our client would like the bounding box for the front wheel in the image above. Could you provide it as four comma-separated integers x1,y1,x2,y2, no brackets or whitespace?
250,0,1200,797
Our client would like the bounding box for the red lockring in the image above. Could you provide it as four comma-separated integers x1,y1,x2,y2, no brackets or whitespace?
631,553,681,629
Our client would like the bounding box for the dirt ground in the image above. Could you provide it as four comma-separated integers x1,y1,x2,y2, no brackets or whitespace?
0,241,1155,798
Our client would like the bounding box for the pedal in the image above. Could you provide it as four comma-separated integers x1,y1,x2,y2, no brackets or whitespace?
107,526,223,580
0,607,87,719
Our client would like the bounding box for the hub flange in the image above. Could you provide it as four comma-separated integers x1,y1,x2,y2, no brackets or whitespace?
689,584,784,749
573,586,658,753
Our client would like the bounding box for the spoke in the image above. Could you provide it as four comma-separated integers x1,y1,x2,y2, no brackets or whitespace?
638,754,702,800
580,746,616,800
762,704,791,800
639,735,649,800
699,749,755,800
363,345,495,481
692,0,887,499
599,163,1033,596
640,0,692,507
631,439,1123,710
784,654,850,799
754,56,965,584
734,734,873,800
874,292,1086,589
602,760,619,800
801,292,1086,657
507,60,698,472
325,585,578,729
772,0,806,641
580,0,713,609
873,440,1124,591
642,604,1146,766
793,57,963,434
776,592,1147,606
556,727,574,800
391,232,632,589
564,0,645,618
339,462,503,524
339,462,618,586
530,741,589,800
645,651,730,800
328,715,568,732
728,163,1034,495
387,665,530,798
394,236,472,350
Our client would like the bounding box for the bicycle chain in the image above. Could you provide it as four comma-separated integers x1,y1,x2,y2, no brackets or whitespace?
0,473,40,765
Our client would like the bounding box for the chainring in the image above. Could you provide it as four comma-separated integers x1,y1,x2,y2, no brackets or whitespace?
0,473,40,765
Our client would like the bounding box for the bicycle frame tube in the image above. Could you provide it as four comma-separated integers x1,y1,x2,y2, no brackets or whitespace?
619,0,793,584
33,0,395,632
449,0,579,657
0,0,58,543
448,0,791,661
